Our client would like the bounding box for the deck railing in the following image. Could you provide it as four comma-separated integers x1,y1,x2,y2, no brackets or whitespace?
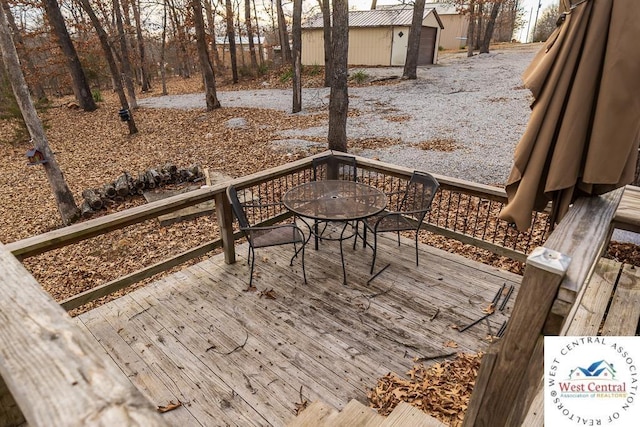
1,151,553,426
5,151,547,313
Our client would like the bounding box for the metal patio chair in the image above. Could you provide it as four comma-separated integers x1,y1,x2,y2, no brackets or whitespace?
361,171,440,274
312,153,358,182
310,154,358,248
227,185,307,287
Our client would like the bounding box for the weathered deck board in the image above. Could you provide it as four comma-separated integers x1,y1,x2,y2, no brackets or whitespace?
77,233,521,426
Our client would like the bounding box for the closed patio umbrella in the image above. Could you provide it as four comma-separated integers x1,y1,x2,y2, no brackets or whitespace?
499,0,640,231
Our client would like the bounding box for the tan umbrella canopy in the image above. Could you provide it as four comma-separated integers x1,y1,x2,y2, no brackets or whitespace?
499,0,640,231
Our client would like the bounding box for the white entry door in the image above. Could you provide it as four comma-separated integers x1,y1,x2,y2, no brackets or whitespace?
391,28,409,66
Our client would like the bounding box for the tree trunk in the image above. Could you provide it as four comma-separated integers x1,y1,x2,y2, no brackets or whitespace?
204,0,223,71
160,0,168,95
168,0,191,78
475,2,483,51
131,0,151,91
245,0,258,70
235,3,246,68
113,0,138,108
192,0,221,110
0,6,79,225
42,0,96,112
276,0,291,62
78,0,138,134
252,0,264,66
402,0,426,80
1,2,46,101
327,0,348,152
234,0,247,68
467,1,476,57
321,0,332,87
292,0,302,113
480,1,501,53
225,0,239,83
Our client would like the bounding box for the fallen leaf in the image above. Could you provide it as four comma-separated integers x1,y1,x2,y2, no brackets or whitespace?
157,401,182,413
444,341,458,348
482,303,496,314
259,288,277,299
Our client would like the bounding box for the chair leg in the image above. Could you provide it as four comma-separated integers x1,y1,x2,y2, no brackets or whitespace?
301,242,307,284
370,232,378,274
249,246,256,287
397,231,401,246
415,232,419,266
314,220,319,250
352,221,358,250
363,225,367,248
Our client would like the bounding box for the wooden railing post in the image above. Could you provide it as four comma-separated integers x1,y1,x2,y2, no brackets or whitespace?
215,191,236,264
0,243,168,426
463,247,570,427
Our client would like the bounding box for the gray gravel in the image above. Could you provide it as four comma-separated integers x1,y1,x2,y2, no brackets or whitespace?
139,45,540,186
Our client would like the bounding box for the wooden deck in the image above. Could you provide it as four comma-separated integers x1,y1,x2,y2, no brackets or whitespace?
75,233,521,426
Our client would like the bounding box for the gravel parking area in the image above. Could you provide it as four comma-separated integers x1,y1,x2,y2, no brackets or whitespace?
140,44,540,186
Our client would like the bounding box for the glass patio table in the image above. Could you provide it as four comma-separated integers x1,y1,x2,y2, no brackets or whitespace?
283,180,387,285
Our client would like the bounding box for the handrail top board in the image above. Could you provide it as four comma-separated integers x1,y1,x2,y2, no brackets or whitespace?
0,243,167,426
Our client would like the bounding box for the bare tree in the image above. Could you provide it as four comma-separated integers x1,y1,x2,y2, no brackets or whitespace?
252,0,264,66
480,1,502,53
192,0,221,109
291,0,301,112
203,0,223,70
320,0,332,87
225,0,238,83
0,5,79,225
167,0,191,78
275,0,291,62
1,2,46,101
42,0,96,111
467,1,476,57
78,0,138,134
327,0,348,152
245,0,258,69
402,0,426,80
113,0,138,108
160,0,168,95
130,0,151,91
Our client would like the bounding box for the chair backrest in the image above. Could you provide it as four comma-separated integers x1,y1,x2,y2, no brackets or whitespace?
312,154,357,181
399,171,440,219
227,185,251,229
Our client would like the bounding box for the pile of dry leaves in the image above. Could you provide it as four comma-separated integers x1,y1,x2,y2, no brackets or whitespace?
368,353,482,426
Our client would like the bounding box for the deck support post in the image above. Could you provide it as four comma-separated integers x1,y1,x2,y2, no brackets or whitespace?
463,247,570,427
215,192,236,264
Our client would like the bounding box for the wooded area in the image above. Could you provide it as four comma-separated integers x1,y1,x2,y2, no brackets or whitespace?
1,1,527,108
1,0,528,225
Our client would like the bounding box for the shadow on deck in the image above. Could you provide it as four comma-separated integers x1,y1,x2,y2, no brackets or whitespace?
76,234,521,426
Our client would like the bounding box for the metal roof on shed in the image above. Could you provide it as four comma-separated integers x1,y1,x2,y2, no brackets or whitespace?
303,7,442,29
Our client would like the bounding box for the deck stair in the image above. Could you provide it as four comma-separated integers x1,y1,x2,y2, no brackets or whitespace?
287,399,446,427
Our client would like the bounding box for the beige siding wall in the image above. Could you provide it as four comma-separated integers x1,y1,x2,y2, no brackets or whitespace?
302,27,393,66
348,27,393,66
438,15,469,50
301,29,325,66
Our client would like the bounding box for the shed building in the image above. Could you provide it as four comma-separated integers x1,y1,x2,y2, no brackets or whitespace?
302,8,443,67
425,2,469,50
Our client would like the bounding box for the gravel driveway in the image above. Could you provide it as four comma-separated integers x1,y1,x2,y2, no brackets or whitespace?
140,44,540,186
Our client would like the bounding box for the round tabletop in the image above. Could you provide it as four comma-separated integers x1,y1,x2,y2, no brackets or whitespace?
283,180,387,221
